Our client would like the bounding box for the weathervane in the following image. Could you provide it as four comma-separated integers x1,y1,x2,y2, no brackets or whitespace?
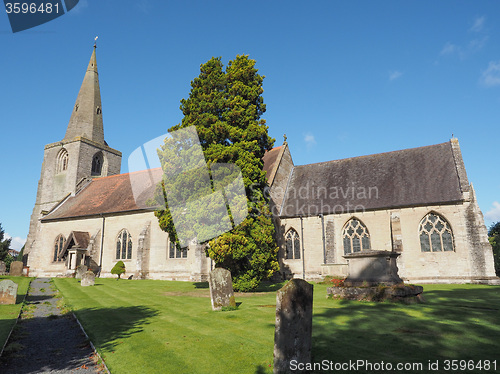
94,36,98,48
283,133,287,143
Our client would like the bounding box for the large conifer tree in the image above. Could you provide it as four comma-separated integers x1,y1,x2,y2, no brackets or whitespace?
155,56,279,291
0,223,12,261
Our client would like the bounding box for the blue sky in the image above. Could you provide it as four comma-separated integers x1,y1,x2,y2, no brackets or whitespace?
1,1,499,250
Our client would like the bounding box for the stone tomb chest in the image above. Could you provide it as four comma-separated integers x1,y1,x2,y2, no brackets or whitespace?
343,250,403,287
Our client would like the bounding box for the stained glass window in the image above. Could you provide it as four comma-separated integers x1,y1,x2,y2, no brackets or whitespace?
343,218,371,255
285,229,301,260
116,229,132,260
53,235,65,262
419,213,455,252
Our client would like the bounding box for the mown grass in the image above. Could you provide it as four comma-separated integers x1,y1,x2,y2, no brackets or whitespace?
53,279,500,374
0,276,32,349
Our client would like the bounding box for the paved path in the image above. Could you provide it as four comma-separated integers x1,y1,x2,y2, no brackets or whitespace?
0,278,104,374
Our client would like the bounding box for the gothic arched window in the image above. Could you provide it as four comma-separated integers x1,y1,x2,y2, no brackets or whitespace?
116,229,132,260
419,213,454,252
56,149,69,173
91,152,103,176
285,228,301,260
168,240,187,259
53,234,65,262
342,218,371,255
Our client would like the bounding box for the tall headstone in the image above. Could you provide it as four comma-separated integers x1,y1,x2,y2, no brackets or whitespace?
81,271,95,287
208,268,236,311
0,260,6,275
273,279,313,374
0,279,18,305
9,261,23,276
75,264,87,279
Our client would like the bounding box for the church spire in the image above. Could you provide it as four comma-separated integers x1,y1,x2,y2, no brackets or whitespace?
64,45,105,145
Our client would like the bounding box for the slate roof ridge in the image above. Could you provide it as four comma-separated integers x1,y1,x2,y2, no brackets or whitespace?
293,141,451,169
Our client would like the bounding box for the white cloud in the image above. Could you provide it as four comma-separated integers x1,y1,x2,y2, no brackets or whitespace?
485,201,500,222
304,133,316,148
470,16,485,33
481,61,500,87
440,17,487,59
4,233,26,251
440,42,457,56
389,70,403,81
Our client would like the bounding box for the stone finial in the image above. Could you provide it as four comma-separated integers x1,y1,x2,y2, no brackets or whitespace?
283,134,287,143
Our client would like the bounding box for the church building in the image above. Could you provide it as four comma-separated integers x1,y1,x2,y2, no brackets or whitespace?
24,47,497,283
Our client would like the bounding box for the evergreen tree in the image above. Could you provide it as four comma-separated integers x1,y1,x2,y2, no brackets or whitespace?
111,261,126,279
0,223,12,262
155,55,279,291
488,222,500,276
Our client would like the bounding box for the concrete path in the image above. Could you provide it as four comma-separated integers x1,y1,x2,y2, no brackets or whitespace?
0,278,104,374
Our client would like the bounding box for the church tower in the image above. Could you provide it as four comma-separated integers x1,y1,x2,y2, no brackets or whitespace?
25,45,122,264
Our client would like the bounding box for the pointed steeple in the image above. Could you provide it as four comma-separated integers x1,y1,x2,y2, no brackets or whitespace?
64,45,105,145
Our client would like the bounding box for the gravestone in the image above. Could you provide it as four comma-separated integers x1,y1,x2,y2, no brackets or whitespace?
0,260,6,275
75,264,87,279
9,261,23,276
81,271,95,287
274,279,313,374
0,279,18,304
208,268,236,311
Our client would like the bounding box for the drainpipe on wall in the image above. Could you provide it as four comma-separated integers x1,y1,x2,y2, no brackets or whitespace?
300,215,305,279
319,214,326,264
98,213,105,278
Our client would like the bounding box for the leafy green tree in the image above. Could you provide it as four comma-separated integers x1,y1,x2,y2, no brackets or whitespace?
155,55,279,291
488,222,500,276
111,261,126,280
0,223,12,262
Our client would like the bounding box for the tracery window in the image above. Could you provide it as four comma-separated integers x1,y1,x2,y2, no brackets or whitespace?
56,149,69,173
91,152,103,176
53,234,65,262
168,240,187,259
419,213,454,252
342,218,371,255
116,229,132,260
285,228,301,260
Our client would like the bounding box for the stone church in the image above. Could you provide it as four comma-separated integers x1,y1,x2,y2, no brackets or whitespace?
24,47,497,283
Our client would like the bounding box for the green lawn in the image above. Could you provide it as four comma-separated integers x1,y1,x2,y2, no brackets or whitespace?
53,278,500,374
0,276,32,349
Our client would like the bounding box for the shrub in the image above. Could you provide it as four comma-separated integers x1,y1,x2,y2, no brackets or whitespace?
111,261,126,280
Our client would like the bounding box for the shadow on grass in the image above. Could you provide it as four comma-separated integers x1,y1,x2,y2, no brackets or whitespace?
74,305,159,353
312,286,500,373
192,282,209,289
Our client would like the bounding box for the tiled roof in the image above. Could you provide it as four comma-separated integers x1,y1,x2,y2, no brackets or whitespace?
262,146,283,184
279,141,466,217
43,168,163,220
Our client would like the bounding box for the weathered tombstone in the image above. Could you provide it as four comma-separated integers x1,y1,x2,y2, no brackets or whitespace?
75,264,87,279
0,279,18,305
273,279,313,374
208,268,236,311
81,271,95,287
9,261,23,276
0,260,6,275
